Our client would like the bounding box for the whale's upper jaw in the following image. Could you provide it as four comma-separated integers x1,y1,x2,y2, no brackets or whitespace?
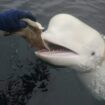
35,14,105,72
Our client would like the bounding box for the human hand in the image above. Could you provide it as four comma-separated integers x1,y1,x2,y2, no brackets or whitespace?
0,9,36,32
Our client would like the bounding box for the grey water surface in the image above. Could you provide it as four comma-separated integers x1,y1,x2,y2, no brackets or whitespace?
0,0,105,105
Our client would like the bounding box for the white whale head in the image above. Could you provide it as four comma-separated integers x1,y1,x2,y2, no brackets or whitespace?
35,14,105,72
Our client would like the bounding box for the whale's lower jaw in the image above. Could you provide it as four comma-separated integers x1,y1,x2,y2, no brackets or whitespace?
35,51,78,66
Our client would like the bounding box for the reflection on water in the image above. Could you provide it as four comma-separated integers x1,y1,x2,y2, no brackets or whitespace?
0,0,105,105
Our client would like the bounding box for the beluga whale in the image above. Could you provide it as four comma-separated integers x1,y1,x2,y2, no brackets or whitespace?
35,14,105,100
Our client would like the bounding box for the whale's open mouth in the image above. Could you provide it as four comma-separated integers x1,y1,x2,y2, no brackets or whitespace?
35,40,78,55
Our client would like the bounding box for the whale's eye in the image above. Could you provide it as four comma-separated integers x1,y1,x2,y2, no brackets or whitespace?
91,52,95,56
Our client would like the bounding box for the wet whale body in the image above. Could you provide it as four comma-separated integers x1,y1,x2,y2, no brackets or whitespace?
35,14,105,100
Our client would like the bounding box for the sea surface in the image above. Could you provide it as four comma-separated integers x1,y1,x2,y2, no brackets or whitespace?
0,0,105,105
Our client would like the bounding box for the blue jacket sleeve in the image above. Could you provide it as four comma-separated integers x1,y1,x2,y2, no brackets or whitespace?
0,9,36,32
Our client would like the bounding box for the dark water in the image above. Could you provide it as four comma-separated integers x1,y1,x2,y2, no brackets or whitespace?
0,0,105,105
